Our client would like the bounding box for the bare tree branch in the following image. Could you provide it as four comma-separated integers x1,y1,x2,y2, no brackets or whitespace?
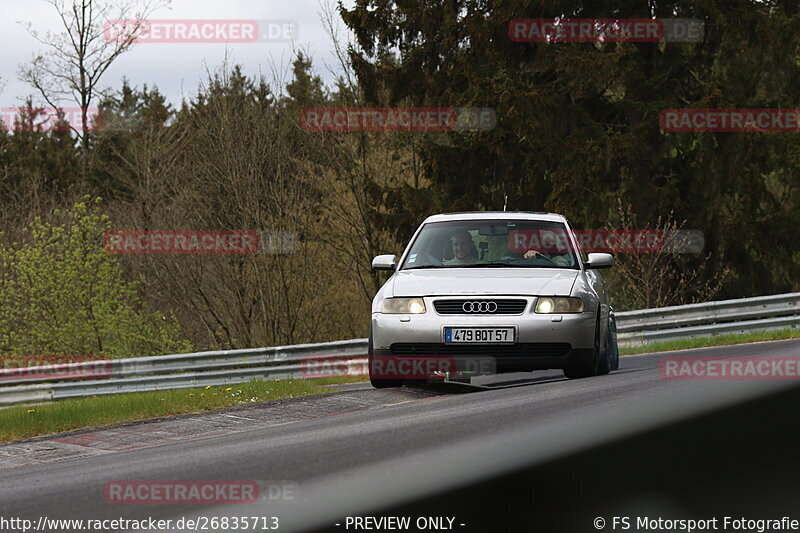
17,0,169,148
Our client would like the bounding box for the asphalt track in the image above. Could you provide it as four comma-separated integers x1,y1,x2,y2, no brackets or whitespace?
1,339,800,533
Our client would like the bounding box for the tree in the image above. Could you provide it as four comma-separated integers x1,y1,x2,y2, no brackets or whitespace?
604,200,728,310
0,99,82,219
91,80,175,199
339,0,800,299
18,0,169,150
284,52,327,109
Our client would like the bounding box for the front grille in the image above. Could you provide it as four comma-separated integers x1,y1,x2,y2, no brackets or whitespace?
433,299,528,315
389,343,572,358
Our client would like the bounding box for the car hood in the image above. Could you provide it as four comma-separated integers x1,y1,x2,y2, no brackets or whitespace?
390,268,579,297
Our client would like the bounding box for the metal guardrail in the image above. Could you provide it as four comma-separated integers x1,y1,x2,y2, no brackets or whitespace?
1,293,798,406
0,340,368,407
615,292,800,347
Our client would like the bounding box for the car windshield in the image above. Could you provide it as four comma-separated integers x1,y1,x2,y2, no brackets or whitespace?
400,219,580,270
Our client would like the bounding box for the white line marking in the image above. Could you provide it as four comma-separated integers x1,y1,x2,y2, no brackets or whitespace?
380,400,414,408
223,414,257,421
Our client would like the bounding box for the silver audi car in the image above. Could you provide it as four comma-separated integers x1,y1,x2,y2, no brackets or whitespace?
369,212,620,387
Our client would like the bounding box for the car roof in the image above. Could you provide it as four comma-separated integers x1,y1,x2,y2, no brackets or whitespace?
423,211,568,223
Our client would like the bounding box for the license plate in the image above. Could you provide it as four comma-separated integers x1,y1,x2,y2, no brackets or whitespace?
444,327,515,344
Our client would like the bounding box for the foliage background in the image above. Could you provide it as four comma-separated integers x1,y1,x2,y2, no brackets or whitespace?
1,1,798,355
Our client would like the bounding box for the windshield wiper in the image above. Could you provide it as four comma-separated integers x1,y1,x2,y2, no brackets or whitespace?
402,265,452,270
459,262,519,268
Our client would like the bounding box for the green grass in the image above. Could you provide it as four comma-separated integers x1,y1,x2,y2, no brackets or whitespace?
0,375,366,443
620,328,800,356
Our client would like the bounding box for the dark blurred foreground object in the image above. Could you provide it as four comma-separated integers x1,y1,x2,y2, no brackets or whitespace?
312,382,800,532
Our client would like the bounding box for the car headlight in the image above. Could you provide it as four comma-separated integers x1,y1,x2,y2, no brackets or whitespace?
535,297,584,314
381,297,427,314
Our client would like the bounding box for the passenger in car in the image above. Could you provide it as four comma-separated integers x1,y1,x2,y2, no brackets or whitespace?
444,231,480,265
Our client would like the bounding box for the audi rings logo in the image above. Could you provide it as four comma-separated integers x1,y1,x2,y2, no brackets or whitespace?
462,301,498,313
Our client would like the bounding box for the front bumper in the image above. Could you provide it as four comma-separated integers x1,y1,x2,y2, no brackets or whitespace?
371,296,597,372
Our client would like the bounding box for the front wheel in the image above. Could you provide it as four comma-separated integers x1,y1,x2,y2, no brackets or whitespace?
564,312,607,379
609,312,620,371
597,328,611,375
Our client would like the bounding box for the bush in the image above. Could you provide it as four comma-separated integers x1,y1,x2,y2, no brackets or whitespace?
0,197,191,357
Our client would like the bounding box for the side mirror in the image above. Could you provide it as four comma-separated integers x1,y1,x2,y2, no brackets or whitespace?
372,254,397,271
585,253,614,269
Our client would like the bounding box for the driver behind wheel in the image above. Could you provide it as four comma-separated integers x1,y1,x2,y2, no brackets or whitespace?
523,248,570,266
522,234,572,266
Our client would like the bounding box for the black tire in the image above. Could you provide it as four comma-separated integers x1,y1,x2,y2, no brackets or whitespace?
564,312,603,379
368,327,401,389
609,313,620,371
597,326,611,376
